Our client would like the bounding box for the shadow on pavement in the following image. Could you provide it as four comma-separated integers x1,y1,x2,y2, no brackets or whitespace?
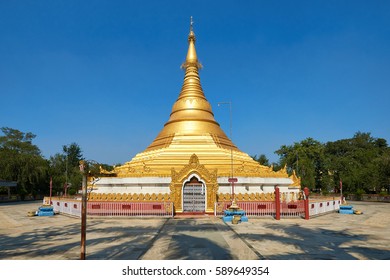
235,223,390,260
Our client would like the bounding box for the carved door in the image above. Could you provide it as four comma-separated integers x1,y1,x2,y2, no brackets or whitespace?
182,183,205,213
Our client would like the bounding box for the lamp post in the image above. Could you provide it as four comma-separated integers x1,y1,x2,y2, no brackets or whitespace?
78,160,100,260
79,160,87,260
217,101,236,202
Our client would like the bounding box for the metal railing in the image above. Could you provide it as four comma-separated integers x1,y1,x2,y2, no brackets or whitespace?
49,197,338,219
215,201,276,217
215,199,338,219
49,198,174,218
87,201,173,217
280,200,306,217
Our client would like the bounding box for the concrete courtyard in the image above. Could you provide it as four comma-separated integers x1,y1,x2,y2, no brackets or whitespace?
0,200,389,260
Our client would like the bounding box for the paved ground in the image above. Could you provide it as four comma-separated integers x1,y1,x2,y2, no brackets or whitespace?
0,201,389,260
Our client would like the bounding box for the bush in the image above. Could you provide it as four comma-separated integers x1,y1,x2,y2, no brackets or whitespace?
356,188,366,200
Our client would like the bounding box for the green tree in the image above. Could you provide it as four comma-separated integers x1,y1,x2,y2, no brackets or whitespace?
325,132,389,194
49,142,84,196
63,143,84,195
48,153,67,195
252,154,270,166
378,147,390,193
275,138,327,191
63,143,83,169
0,127,48,198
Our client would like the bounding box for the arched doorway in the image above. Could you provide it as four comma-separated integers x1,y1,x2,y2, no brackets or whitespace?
182,176,205,213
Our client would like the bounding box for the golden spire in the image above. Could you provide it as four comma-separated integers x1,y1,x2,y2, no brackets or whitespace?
145,17,237,152
181,16,202,70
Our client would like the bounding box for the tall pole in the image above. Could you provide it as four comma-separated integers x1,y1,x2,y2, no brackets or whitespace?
218,101,234,201
304,187,310,220
49,177,52,204
65,148,68,197
275,187,280,220
79,160,87,260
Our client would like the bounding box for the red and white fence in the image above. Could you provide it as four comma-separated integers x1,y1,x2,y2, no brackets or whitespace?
309,200,341,216
215,201,276,217
49,198,174,218
52,200,82,217
48,191,338,219
214,200,306,218
214,187,339,219
280,200,306,217
87,201,174,217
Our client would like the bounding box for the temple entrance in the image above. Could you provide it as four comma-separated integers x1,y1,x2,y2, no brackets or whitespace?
182,176,205,213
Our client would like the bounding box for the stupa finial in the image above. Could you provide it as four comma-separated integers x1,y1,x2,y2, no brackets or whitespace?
182,16,202,69
190,16,194,32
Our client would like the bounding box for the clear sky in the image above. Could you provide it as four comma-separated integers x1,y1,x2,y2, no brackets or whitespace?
1,0,389,165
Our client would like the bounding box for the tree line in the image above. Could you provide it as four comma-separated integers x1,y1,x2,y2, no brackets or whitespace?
1,127,389,198
253,132,390,195
0,127,85,198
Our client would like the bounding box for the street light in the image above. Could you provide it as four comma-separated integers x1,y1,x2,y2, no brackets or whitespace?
217,101,236,202
79,160,87,260
78,159,100,260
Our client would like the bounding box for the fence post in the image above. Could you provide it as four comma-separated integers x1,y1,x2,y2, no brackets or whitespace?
275,187,280,220
304,187,310,220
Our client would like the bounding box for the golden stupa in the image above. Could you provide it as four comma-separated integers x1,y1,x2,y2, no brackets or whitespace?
94,19,300,214
114,21,288,179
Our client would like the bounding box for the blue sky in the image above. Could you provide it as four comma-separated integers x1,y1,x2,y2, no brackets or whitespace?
1,0,389,165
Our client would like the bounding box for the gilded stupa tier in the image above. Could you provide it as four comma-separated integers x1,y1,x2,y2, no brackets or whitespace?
113,21,294,182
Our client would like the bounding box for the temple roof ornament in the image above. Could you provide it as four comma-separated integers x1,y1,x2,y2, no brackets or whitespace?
190,16,194,32
181,16,202,70
289,170,302,187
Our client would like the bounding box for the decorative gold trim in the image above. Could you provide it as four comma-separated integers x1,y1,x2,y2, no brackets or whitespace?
289,170,301,187
170,154,218,213
88,192,171,202
233,162,290,178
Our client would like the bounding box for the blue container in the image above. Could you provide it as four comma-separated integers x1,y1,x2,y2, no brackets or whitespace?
339,209,354,214
222,209,249,223
38,207,53,212
224,209,246,216
38,211,54,216
222,216,233,222
37,205,54,216
240,216,249,222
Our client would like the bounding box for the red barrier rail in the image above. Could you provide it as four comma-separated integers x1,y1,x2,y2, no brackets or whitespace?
215,200,306,218
50,199,173,217
87,201,173,217
215,201,276,217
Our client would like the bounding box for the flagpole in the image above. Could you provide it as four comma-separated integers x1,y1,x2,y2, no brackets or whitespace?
49,177,52,204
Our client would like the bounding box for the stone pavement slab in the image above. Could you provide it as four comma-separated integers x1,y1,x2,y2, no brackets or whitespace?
0,201,166,260
228,201,390,260
139,217,259,260
1,200,389,260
